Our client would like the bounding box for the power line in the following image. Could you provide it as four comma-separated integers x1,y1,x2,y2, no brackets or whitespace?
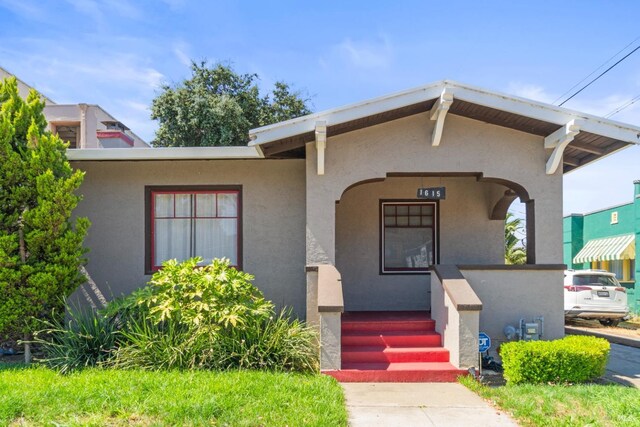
553,36,640,105
558,44,640,106
605,93,640,118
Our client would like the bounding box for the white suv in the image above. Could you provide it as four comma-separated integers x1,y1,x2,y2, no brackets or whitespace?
564,269,629,327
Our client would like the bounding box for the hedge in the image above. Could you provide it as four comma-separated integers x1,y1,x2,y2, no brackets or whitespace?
501,335,610,385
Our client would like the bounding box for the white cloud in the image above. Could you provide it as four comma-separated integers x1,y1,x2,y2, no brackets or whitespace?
331,35,394,69
103,0,142,19
506,82,556,104
161,0,186,11
0,0,47,20
172,41,192,67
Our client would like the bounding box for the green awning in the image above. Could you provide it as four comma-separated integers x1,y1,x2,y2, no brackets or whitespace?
573,234,635,264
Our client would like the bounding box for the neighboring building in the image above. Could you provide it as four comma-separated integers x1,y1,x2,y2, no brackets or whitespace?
0,66,149,148
564,181,640,313
67,80,640,380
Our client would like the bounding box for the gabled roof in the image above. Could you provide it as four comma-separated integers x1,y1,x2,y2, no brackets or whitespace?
248,80,640,172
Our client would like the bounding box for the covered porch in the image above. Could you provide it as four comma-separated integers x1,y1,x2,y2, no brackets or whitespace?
249,80,640,380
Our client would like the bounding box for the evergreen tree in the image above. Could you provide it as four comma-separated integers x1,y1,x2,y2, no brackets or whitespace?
0,77,89,361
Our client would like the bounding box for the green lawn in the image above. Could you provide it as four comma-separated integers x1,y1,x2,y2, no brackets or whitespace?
460,376,640,427
0,363,347,426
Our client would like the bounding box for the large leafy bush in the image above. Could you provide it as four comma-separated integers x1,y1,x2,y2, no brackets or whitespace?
501,335,610,384
139,257,273,328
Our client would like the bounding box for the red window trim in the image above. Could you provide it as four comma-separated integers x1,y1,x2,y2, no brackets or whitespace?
145,185,242,274
379,200,439,275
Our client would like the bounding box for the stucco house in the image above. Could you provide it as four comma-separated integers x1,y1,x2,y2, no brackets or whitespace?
68,80,640,381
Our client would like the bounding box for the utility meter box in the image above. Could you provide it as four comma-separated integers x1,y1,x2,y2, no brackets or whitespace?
522,322,541,341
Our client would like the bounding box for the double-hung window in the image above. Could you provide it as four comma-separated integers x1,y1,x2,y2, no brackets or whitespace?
381,201,437,274
146,186,241,272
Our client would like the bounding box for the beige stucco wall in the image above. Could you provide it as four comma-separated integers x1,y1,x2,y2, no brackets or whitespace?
460,268,565,358
71,159,307,317
306,112,564,268
336,176,506,311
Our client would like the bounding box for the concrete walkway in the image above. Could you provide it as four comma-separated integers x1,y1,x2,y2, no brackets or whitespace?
342,382,518,427
605,343,640,388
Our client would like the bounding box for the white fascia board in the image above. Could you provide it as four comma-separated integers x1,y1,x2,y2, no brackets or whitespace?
67,146,263,161
445,82,640,145
249,79,640,147
249,81,447,146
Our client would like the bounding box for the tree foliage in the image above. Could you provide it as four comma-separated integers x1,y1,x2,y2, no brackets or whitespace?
505,212,526,265
151,62,312,147
0,76,89,340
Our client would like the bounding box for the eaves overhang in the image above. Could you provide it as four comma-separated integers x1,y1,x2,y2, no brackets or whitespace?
248,80,640,172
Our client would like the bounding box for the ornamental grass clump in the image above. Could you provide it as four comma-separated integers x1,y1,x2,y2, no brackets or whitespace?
501,335,610,385
30,308,118,374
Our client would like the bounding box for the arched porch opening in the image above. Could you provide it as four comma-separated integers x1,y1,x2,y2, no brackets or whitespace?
335,173,534,311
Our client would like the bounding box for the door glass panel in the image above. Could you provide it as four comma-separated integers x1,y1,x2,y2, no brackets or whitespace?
384,227,433,269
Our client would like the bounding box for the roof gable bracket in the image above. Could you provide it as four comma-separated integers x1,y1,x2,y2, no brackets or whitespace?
429,89,454,146
545,119,581,175
315,121,327,175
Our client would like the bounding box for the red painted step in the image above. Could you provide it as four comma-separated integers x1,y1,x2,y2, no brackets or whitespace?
325,362,466,382
342,311,435,333
323,311,467,383
342,346,450,363
341,330,442,347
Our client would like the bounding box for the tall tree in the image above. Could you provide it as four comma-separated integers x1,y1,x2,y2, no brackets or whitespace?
505,212,526,265
0,77,89,361
151,62,312,147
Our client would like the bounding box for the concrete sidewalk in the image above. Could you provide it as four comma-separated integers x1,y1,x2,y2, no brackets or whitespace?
605,343,640,388
342,382,518,427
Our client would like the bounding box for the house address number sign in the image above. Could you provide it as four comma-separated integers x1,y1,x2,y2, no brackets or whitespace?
416,187,446,199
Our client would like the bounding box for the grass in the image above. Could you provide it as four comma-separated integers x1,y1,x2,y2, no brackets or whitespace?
0,363,347,426
460,376,640,427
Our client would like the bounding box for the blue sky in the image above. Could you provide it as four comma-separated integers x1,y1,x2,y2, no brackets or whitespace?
1,0,639,215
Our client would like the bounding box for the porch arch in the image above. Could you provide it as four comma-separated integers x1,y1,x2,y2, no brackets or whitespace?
335,174,530,311
338,173,535,265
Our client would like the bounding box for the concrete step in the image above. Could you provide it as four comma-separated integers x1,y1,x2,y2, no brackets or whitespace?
342,346,450,363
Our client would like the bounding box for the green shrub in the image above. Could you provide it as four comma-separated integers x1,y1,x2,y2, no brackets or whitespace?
106,258,319,373
30,308,118,374
137,257,273,329
501,335,610,385
107,318,214,371
211,309,319,372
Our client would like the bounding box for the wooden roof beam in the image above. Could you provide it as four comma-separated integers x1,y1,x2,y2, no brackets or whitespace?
567,141,605,156
429,89,454,146
563,156,581,167
545,120,581,175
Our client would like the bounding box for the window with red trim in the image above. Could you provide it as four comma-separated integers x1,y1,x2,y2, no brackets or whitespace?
147,188,241,271
381,201,437,273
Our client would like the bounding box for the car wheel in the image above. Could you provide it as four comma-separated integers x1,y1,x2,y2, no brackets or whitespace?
599,319,620,327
